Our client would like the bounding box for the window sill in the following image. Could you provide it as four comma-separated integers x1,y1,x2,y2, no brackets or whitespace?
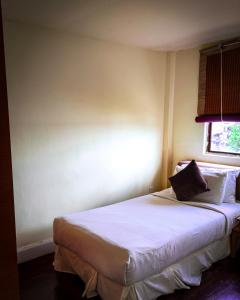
203,151,240,160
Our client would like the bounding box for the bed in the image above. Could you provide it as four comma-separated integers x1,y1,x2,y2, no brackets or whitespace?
53,161,240,300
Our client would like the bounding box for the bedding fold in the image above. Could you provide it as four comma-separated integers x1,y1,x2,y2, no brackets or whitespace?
153,188,240,234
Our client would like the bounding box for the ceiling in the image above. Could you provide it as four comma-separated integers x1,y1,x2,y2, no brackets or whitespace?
2,0,240,51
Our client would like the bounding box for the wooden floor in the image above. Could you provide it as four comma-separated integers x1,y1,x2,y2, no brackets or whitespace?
19,253,240,300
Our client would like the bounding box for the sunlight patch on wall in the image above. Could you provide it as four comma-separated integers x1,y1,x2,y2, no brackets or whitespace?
13,125,162,245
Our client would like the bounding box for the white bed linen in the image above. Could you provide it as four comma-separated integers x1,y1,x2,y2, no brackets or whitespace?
154,189,240,234
54,237,230,300
97,237,230,300
53,189,240,286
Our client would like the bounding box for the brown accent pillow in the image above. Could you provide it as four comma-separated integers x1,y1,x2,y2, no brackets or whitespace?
169,160,209,201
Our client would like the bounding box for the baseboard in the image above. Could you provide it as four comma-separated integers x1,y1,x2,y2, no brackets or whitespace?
17,238,54,264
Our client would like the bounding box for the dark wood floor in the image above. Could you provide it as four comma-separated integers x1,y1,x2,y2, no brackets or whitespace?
19,253,240,300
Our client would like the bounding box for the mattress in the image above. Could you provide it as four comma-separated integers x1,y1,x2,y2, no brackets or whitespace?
53,189,240,286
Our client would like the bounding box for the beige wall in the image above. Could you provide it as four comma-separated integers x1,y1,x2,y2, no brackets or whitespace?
4,21,167,247
172,49,240,170
5,21,239,249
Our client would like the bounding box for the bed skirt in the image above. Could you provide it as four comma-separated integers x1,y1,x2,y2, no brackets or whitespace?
54,236,230,300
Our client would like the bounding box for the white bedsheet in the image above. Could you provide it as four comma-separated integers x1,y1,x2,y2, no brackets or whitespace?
54,237,230,300
53,189,240,286
153,188,240,234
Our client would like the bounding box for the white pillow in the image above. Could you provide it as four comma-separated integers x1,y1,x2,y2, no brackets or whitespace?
176,165,238,204
191,172,227,205
199,168,238,204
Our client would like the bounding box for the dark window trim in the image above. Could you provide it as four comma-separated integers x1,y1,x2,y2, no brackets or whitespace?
206,122,240,156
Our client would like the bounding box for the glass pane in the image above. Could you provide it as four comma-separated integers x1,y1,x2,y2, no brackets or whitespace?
210,122,240,154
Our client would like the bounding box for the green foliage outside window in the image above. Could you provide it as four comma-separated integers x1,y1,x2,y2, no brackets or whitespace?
228,124,240,152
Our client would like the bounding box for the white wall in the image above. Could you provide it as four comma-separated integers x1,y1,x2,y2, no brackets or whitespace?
4,21,167,247
172,49,240,169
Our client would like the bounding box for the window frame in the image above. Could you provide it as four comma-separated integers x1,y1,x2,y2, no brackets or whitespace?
206,122,240,157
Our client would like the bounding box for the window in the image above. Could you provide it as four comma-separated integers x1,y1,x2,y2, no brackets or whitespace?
197,40,240,157
207,122,240,155
196,39,240,123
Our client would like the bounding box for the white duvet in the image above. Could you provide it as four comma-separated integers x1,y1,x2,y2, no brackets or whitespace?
53,189,240,286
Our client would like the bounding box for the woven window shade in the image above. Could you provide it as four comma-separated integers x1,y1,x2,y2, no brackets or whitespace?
196,40,240,123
